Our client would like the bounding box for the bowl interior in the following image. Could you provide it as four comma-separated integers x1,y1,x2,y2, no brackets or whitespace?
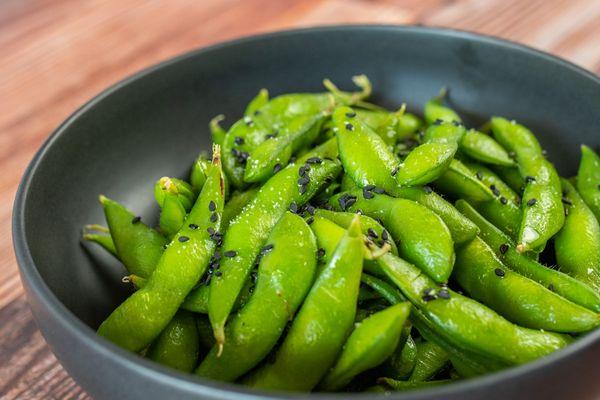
18,25,600,393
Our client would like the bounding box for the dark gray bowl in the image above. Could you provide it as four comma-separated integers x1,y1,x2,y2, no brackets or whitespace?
13,25,600,400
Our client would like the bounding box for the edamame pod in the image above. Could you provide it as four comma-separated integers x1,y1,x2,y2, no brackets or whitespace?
330,190,455,283
99,196,167,279
244,88,269,116
434,159,495,203
147,310,200,373
460,130,515,167
577,145,600,222
158,190,187,239
409,340,449,382
82,225,117,257
378,252,570,365
209,153,341,347
209,115,226,147
244,217,364,391
395,142,457,187
455,236,600,332
391,186,479,245
334,106,399,189
456,200,600,312
491,117,564,251
98,148,225,352
555,179,600,291
319,303,411,391
154,176,196,211
196,212,317,380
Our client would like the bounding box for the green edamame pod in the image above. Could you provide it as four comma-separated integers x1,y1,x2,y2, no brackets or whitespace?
555,179,600,291
377,378,452,391
244,112,327,182
330,190,455,283
209,154,341,347
382,331,418,380
334,106,399,189
424,89,461,125
462,162,521,239
314,209,398,256
391,186,479,245
577,145,600,221
456,200,600,312
460,130,515,167
244,88,269,116
309,216,384,277
319,303,411,391
244,217,364,391
196,212,317,381
396,142,457,187
147,310,200,373
209,115,226,147
99,196,167,279
409,340,449,382
455,236,600,332
158,191,187,239
154,177,195,211
434,159,495,203
98,148,225,352
222,76,369,187
378,252,570,365
491,117,564,252
361,272,501,376
221,188,259,230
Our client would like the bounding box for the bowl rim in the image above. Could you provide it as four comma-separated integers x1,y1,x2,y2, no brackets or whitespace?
12,24,600,399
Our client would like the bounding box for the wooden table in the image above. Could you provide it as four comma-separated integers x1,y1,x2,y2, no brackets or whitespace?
1,0,599,398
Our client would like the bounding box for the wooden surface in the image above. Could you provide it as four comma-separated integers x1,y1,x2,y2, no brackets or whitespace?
1,0,599,398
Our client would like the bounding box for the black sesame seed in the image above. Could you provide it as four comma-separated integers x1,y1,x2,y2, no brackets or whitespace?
500,196,508,205
499,243,509,254
207,227,215,235
363,189,374,199
494,268,505,277
224,250,237,258
345,122,354,131
306,157,322,165
262,244,274,253
189,223,199,230
367,228,378,239
526,198,537,206
364,184,376,191
561,197,573,206
213,251,221,260
210,213,218,222
373,187,385,194
438,289,451,299
381,230,389,241
490,185,500,196
391,166,399,176
433,118,444,125
299,165,310,176
162,244,168,250
338,194,357,211
131,216,141,224
289,202,298,213
209,201,216,211
305,205,316,215
299,184,308,195
345,111,356,118
476,171,483,180
525,176,536,183
423,288,435,296
234,136,244,145
273,163,282,173
298,176,310,186
317,248,326,258
178,236,190,243
422,294,437,302
306,216,314,225
423,186,433,194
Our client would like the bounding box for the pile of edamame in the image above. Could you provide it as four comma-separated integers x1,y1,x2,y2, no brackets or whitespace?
85,76,600,393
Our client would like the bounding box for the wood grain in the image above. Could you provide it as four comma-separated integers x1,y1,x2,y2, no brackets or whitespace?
1,0,598,398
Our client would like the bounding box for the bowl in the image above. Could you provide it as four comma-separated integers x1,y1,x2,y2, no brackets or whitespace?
13,25,600,400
